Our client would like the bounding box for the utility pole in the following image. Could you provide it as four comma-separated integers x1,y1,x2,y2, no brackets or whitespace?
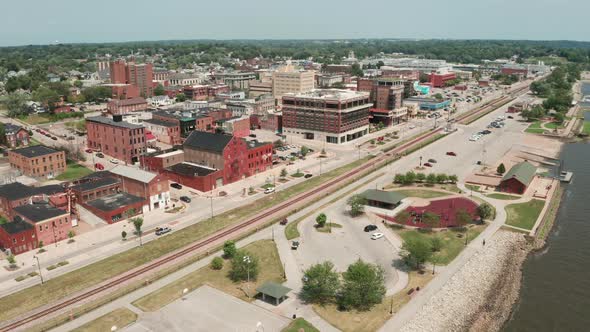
210,196,214,219
33,256,44,284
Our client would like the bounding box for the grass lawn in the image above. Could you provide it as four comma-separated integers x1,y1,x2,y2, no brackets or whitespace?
465,184,483,193
132,239,285,312
316,222,343,233
486,193,520,200
544,122,563,130
291,172,304,177
525,121,545,134
72,308,137,332
54,161,93,181
0,156,368,322
391,189,451,199
20,114,51,125
394,224,486,265
313,271,433,332
583,120,590,135
505,199,545,230
261,183,275,189
29,138,42,146
282,318,320,332
403,134,445,156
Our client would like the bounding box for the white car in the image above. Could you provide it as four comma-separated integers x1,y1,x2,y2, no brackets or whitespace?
109,158,119,164
469,136,479,142
371,232,384,240
409,124,416,129
264,187,276,194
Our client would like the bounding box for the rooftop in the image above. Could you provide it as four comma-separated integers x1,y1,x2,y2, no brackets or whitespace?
284,89,369,101
167,162,218,177
109,165,157,184
13,204,69,223
362,189,406,205
143,119,178,128
0,219,33,235
502,161,537,186
86,116,144,129
0,182,64,201
109,97,147,106
183,131,233,153
4,123,24,134
10,146,61,158
71,177,120,192
256,281,292,299
86,192,145,212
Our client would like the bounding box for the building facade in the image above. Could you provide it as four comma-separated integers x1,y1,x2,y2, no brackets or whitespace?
143,119,181,145
107,97,148,115
109,165,171,212
272,64,315,102
4,124,30,148
86,116,146,164
110,60,154,98
8,146,66,179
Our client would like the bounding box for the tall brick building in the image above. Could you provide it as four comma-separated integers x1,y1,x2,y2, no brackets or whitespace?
282,89,371,144
86,116,146,164
8,146,66,179
110,60,154,98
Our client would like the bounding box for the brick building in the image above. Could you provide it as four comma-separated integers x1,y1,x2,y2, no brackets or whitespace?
0,218,37,255
85,193,144,224
216,117,250,138
499,161,537,195
141,149,185,173
282,89,371,144
357,78,405,110
0,182,64,219
163,162,223,192
8,146,66,179
109,165,170,211
428,72,457,88
110,60,154,98
143,119,181,145
3,124,29,148
107,97,148,115
13,204,71,246
70,174,121,204
86,116,146,164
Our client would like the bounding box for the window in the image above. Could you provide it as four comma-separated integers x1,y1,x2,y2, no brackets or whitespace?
39,226,42,232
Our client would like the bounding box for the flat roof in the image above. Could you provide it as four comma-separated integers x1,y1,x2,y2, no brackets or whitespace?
362,189,406,205
156,150,184,158
10,146,61,158
0,219,34,235
109,165,157,184
143,118,178,128
86,116,144,129
284,89,369,101
71,177,120,192
86,192,145,212
0,182,63,201
167,162,218,177
13,204,69,223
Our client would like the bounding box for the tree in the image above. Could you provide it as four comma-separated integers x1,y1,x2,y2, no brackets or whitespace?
131,217,144,246
436,173,448,184
68,230,75,243
376,61,385,69
280,168,288,178
229,250,259,282
455,208,471,228
554,112,565,124
38,240,45,252
223,240,238,258
121,230,127,241
401,237,433,270
477,203,493,221
395,210,411,224
448,175,458,183
273,139,284,148
433,93,444,101
404,171,417,184
430,237,443,252
211,257,224,270
426,173,437,185
300,146,309,157
497,163,506,174
351,63,364,77
3,92,29,118
154,84,165,96
422,212,440,228
347,194,367,217
301,261,340,304
6,254,16,268
32,86,61,111
316,213,327,228
416,173,426,182
338,260,386,311
175,93,187,102
394,174,406,184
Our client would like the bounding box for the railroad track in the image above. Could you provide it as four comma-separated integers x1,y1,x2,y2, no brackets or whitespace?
0,86,528,332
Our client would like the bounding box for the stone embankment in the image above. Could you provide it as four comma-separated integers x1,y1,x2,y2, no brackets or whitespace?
400,231,529,332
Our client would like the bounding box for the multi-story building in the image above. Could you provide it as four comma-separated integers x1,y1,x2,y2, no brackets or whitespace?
86,115,146,164
272,64,315,102
143,119,181,145
106,97,148,115
169,73,203,86
214,72,256,90
380,68,420,81
428,71,457,88
183,85,209,101
3,124,30,148
153,69,171,82
357,78,405,110
110,60,154,98
0,218,37,255
282,89,371,144
216,117,250,138
109,165,170,212
8,146,66,179
249,81,273,98
0,182,64,219
141,149,185,173
13,204,71,247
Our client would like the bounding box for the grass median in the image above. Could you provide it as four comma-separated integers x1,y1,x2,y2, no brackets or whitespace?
71,308,137,332
0,156,368,322
505,199,545,230
282,318,320,332
392,189,451,199
486,193,520,200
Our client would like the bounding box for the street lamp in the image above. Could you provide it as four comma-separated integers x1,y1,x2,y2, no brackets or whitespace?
33,256,44,284
419,156,423,167
243,255,252,297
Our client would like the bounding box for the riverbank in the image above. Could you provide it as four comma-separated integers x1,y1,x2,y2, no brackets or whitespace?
399,230,529,332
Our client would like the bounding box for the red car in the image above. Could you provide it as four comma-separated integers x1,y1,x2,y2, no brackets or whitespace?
446,151,457,156
94,163,104,170
424,163,433,167
85,148,93,153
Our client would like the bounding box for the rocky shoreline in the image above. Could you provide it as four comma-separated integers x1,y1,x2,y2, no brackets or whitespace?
400,231,530,332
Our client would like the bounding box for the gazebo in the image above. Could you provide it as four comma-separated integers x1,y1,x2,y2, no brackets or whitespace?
256,281,291,305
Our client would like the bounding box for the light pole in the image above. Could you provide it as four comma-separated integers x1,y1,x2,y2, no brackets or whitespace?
419,156,423,168
243,255,252,297
33,256,44,284
209,196,214,219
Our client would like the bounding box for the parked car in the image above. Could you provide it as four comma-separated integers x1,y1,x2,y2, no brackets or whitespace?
179,196,191,203
507,115,514,119
249,134,257,138
264,187,276,194
424,162,433,167
304,174,313,179
427,158,437,163
280,218,288,225
51,136,58,140
364,224,378,232
94,163,104,170
446,151,457,156
291,241,300,250
109,158,118,164
85,148,93,153
170,183,183,190
409,124,416,129
96,152,104,158
481,130,492,135
371,232,384,240
155,227,172,236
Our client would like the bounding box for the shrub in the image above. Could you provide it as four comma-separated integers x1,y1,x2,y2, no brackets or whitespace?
211,257,224,270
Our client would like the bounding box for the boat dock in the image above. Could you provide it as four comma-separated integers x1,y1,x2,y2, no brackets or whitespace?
559,171,573,182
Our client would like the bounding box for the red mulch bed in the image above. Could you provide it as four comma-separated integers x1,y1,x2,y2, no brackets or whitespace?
378,197,479,228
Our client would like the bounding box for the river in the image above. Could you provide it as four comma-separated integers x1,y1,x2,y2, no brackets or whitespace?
503,142,590,331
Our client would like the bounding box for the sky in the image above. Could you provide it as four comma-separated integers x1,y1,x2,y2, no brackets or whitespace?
0,0,588,46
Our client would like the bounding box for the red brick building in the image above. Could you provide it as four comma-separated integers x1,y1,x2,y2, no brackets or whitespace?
0,218,37,255
3,124,29,148
0,182,64,219
250,113,282,133
183,85,208,101
13,204,71,246
163,162,223,192
141,149,185,173
143,119,181,145
499,161,536,195
216,117,250,138
109,165,171,211
381,68,420,81
110,60,154,98
86,116,146,164
501,67,528,77
8,146,66,179
107,97,148,115
428,72,457,88
70,174,121,204
84,193,145,224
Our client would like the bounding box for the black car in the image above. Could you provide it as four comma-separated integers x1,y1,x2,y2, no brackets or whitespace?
364,225,378,232
481,130,492,135
155,227,172,236
171,183,183,190
304,174,313,178
95,152,104,158
291,241,300,250
179,196,191,203
249,134,257,138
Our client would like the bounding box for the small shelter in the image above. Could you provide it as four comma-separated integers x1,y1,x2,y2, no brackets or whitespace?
361,189,406,210
500,161,537,194
256,282,291,305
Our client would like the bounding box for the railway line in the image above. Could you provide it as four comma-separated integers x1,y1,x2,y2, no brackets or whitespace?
0,84,530,332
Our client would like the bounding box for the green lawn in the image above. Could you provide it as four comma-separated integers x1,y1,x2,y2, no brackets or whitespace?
465,184,483,193
282,318,320,332
544,122,563,130
486,193,521,200
583,120,590,135
505,199,545,230
72,308,137,332
525,121,545,134
395,224,486,265
54,162,93,181
20,114,52,125
29,138,42,146
132,239,284,311
316,222,342,233
392,189,451,199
